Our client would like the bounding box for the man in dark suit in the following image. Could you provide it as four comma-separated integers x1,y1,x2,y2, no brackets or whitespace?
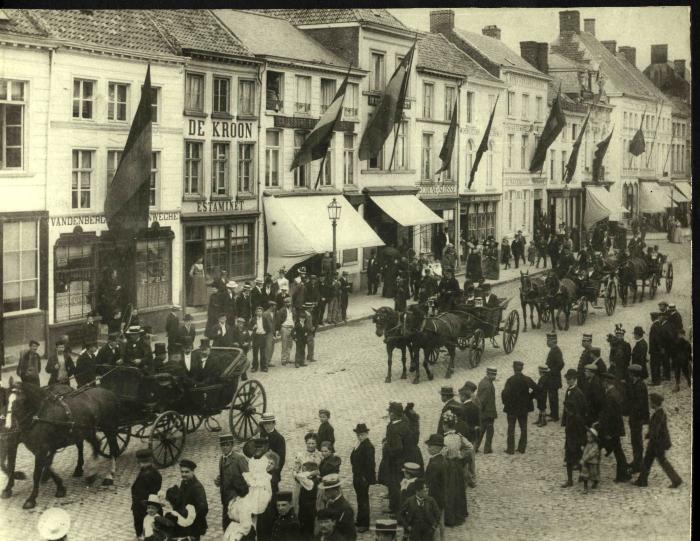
545,333,565,421
583,362,605,425
627,364,650,474
350,423,375,533
17,340,41,385
481,283,500,308
561,369,587,487
599,373,631,482
96,332,122,366
250,278,265,312
165,307,180,348
249,306,272,372
292,268,307,316
75,342,98,387
259,413,286,493
424,433,447,538
157,346,189,379
458,382,481,444
501,360,539,454
190,338,218,384
80,311,100,350
131,449,162,539
475,367,498,453
366,251,380,295
648,312,664,385
322,473,356,540
236,284,253,322
45,340,75,386
178,459,209,539
339,271,351,322
436,386,463,435
399,479,440,541
434,227,448,261
378,402,410,514
631,326,649,380
207,313,235,348
176,314,196,348
215,433,249,531
231,317,252,357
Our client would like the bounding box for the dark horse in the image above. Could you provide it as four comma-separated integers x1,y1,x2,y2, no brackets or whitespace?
519,271,545,332
2,381,120,509
617,257,648,305
372,307,414,383
543,272,577,332
402,305,471,379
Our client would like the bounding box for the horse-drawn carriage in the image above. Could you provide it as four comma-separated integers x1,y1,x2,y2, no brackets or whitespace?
616,251,673,305
95,347,266,468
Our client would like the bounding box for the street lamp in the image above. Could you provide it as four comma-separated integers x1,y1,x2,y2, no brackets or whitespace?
327,197,342,276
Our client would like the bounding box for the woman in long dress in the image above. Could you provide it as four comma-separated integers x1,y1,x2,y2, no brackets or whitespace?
292,433,323,537
189,256,208,307
441,411,471,527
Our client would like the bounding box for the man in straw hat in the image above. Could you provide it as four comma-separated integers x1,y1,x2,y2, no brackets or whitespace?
475,367,498,454
37,507,71,541
350,423,375,533
321,473,356,540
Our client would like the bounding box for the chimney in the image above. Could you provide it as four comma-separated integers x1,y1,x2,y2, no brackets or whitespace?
482,25,501,40
601,40,617,55
584,18,595,36
618,46,636,67
651,44,668,64
520,41,539,70
537,43,549,74
559,11,581,34
674,59,686,79
430,9,455,34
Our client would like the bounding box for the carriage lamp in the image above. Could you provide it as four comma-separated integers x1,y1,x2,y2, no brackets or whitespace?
327,197,342,273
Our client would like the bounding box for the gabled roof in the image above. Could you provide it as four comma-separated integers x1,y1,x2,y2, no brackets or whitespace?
213,10,346,68
451,28,545,76
260,8,408,31
148,10,253,59
416,32,501,83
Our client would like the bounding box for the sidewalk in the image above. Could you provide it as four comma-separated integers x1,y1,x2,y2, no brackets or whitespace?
1,262,545,374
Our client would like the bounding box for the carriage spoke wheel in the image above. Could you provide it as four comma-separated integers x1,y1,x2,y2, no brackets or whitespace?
96,427,131,458
184,415,204,435
149,411,186,469
666,264,673,292
502,310,520,354
469,329,486,368
229,379,267,442
427,348,441,365
605,280,617,316
649,274,658,299
577,297,588,325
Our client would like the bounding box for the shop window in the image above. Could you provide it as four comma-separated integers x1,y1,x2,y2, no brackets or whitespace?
294,131,310,188
230,223,254,278
2,220,39,313
238,142,254,193
135,236,172,308
205,225,228,279
72,150,93,209
343,134,355,185
342,249,358,264
295,76,311,114
72,79,94,119
213,76,230,115
238,80,255,116
265,130,280,187
321,78,337,113
54,239,96,322
184,141,203,195
1,79,25,169
212,142,230,195
185,73,205,113
108,82,129,121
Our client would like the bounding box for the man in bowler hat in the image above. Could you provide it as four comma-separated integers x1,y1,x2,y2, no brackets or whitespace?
350,423,375,533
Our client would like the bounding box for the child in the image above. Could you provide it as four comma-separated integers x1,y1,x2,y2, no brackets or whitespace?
399,479,440,541
291,314,308,368
527,240,537,267
580,426,601,493
317,409,335,447
501,238,511,270
142,494,163,540
535,366,549,427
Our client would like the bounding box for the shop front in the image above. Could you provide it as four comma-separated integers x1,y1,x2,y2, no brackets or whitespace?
47,211,180,346
459,193,500,246
418,182,459,260
671,181,691,227
547,187,582,248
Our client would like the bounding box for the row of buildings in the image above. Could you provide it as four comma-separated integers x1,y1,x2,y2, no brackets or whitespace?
0,9,692,357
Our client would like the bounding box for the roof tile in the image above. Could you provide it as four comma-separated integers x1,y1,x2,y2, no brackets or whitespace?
260,8,408,31
452,28,545,76
416,32,501,83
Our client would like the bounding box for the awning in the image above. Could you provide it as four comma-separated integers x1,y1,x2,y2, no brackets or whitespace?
370,195,444,227
263,194,384,272
673,182,691,203
584,186,630,228
639,182,671,214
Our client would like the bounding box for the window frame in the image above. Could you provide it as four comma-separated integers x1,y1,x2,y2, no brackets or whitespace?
445,85,457,122
320,78,337,114
72,78,95,120
343,133,356,185
293,131,311,188
71,149,94,210
421,132,433,182
521,134,528,170
237,142,254,193
344,82,359,118
320,134,334,187
185,72,206,114
370,51,386,92
107,81,129,122
266,71,285,112
237,79,256,117
150,151,160,208
212,75,231,116
106,149,123,185
507,91,515,117
2,219,40,315
521,93,530,121
0,79,25,169
211,141,230,196
184,140,203,196
422,82,434,119
536,96,543,121
295,75,312,114
265,129,281,188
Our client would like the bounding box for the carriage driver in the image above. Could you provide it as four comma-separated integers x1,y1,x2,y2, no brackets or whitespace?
437,268,461,311
123,326,154,373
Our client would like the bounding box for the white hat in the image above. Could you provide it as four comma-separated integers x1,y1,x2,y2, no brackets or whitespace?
37,508,71,540
226,280,238,289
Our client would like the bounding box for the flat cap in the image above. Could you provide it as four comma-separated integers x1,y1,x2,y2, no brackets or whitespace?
179,459,197,470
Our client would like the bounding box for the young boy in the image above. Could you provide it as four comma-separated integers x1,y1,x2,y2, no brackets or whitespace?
399,478,440,541
535,366,549,427
580,426,601,493
270,490,301,541
142,493,164,540
634,393,683,488
317,409,335,447
291,314,308,368
398,462,421,512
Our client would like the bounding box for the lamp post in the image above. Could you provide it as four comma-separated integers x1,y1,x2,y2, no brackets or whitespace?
327,197,342,276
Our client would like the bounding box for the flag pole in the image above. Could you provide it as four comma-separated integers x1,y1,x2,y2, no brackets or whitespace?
314,154,327,191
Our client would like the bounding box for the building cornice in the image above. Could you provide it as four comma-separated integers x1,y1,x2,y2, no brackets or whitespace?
260,55,367,77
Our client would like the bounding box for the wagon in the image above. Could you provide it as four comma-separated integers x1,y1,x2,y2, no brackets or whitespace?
94,347,266,468
426,298,520,368
567,271,618,326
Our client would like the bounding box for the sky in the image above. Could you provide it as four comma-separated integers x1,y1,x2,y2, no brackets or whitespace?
389,7,691,72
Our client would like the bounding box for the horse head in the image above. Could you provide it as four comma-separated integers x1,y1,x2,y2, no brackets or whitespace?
544,272,559,294
520,271,531,292
401,306,423,337
372,307,390,337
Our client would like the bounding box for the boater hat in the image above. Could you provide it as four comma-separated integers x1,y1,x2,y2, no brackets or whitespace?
321,474,341,489
142,493,163,511
374,519,398,533
219,433,234,445
37,508,71,541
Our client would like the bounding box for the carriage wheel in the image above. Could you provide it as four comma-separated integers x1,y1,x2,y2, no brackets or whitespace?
469,329,486,368
666,264,673,292
96,426,131,458
649,274,658,299
427,347,441,365
604,280,617,316
576,297,588,325
502,310,520,354
229,379,267,442
184,415,204,435
148,411,186,469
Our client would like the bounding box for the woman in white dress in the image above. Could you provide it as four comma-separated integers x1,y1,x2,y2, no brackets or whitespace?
188,256,208,307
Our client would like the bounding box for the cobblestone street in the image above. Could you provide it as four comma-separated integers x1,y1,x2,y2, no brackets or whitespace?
0,240,692,540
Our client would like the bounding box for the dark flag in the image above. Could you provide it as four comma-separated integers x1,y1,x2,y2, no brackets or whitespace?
104,65,152,233
563,109,590,184
435,98,458,175
358,41,415,161
468,95,499,189
592,126,614,183
628,107,646,156
529,88,566,173
291,68,350,172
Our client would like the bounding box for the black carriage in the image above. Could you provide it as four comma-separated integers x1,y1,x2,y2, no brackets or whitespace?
565,269,618,326
643,252,674,296
95,347,266,468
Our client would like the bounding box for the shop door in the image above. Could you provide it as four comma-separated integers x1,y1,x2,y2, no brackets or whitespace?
184,226,205,305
